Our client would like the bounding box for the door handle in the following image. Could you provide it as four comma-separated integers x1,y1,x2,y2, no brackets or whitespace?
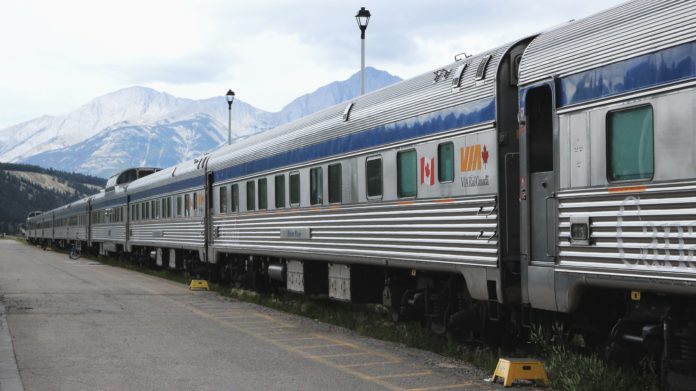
545,193,557,258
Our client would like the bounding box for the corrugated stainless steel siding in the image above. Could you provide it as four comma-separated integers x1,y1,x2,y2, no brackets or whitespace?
129,219,204,249
53,226,87,241
207,44,512,175
91,224,126,244
519,0,696,86
212,196,498,268
557,181,696,282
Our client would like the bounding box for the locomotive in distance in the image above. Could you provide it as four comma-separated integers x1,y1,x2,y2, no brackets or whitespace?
25,0,696,387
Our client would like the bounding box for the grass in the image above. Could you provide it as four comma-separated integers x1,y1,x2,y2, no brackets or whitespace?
529,323,660,391
32,241,661,389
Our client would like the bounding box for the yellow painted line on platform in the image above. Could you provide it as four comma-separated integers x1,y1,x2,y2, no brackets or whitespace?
312,334,400,361
311,352,371,359
295,343,345,349
342,360,400,368
84,263,446,391
215,314,265,320
271,336,321,342
259,322,297,334
369,371,433,380
406,382,474,391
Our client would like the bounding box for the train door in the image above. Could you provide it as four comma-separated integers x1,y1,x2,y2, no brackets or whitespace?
520,82,558,311
526,85,556,264
204,170,214,261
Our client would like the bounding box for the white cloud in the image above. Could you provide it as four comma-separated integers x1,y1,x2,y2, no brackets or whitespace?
0,0,626,128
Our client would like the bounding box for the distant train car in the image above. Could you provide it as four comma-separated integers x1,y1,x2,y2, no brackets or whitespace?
89,186,128,255
51,198,89,245
125,161,207,268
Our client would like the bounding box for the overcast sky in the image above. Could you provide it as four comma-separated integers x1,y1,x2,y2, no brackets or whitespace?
0,0,627,129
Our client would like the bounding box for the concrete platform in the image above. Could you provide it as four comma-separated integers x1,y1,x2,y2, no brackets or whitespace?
0,239,493,391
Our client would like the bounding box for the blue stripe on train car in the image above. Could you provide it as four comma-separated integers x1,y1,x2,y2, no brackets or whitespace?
92,197,128,210
558,41,696,107
129,175,205,202
213,97,496,183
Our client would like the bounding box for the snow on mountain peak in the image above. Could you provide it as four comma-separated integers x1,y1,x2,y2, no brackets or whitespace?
3,68,401,177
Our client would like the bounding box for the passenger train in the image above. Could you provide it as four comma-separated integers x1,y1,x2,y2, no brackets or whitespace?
25,0,696,386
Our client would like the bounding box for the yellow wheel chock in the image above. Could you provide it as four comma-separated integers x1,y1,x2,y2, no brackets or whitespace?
492,358,549,387
189,280,209,291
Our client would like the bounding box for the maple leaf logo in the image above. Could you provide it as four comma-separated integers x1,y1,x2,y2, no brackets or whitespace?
482,145,489,166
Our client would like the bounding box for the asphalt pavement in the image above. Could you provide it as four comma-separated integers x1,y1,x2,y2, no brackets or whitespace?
0,239,494,391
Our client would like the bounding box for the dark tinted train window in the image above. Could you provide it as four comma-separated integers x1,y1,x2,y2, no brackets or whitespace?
165,198,171,218
290,172,300,205
258,178,268,210
231,184,239,212
192,192,198,216
438,142,454,182
310,167,323,205
184,194,190,217
219,186,228,213
328,163,342,203
366,157,382,198
177,196,183,217
246,181,256,211
607,105,654,181
275,175,285,208
397,150,417,198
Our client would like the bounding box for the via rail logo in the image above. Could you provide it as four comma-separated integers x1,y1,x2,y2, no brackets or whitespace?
460,144,489,188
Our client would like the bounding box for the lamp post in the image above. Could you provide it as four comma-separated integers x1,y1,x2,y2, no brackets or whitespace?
225,89,235,145
355,7,371,95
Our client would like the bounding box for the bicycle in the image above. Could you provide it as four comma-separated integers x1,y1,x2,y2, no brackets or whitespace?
69,241,82,260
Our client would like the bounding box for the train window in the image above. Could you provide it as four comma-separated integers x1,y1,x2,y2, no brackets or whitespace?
328,163,342,203
607,105,654,181
197,192,204,217
438,142,454,182
397,150,417,198
246,181,256,211
155,200,160,219
275,175,286,208
258,178,268,210
176,196,183,217
219,186,228,214
289,172,300,206
366,157,382,198
310,167,323,205
193,192,200,216
163,198,170,218
231,184,239,212
184,194,191,217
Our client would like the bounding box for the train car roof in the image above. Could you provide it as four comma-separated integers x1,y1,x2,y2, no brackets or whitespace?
90,186,128,209
518,0,696,87
125,156,206,200
205,41,519,181
52,196,90,217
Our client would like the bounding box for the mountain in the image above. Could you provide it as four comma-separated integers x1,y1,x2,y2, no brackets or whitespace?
1,67,401,177
0,163,106,234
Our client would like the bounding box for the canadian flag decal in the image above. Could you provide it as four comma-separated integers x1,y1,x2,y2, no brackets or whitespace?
420,157,435,186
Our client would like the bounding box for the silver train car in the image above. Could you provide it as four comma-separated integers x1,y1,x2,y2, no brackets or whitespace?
25,0,696,385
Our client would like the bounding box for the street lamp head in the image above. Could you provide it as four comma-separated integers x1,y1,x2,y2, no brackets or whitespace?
355,7,371,31
226,89,235,106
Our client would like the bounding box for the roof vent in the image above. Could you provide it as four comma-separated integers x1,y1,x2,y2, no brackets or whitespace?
433,68,451,83
342,102,354,121
451,64,468,89
475,55,492,81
